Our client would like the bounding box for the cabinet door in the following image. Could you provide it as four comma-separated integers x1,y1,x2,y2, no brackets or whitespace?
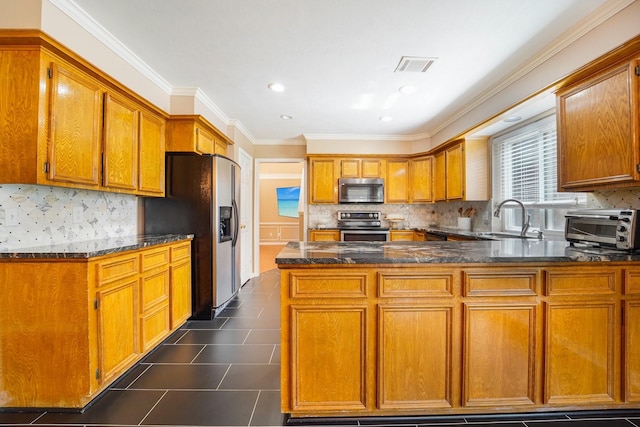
170,259,192,329
433,151,446,201
378,305,453,409
309,230,340,241
96,278,138,383
195,126,215,154
389,230,414,241
138,109,165,195
463,303,537,407
544,301,618,404
340,159,360,177
362,159,382,178
103,92,139,191
446,143,464,200
48,62,102,186
386,159,409,203
309,159,337,204
290,305,368,411
214,138,227,156
557,60,639,190
410,156,433,203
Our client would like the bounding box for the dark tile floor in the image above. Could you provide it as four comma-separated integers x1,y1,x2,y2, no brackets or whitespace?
1,268,640,427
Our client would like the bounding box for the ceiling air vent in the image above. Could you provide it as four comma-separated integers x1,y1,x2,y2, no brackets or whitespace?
395,56,437,73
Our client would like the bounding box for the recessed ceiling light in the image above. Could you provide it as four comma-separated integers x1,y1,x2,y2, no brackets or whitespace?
379,116,393,122
280,115,293,120
503,115,522,123
399,85,416,94
268,82,285,92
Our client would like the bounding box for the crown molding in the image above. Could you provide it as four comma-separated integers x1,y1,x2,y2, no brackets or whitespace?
49,0,173,94
303,132,430,142
427,0,635,137
253,138,307,146
228,119,257,146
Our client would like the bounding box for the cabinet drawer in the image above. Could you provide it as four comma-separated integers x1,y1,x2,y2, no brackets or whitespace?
171,242,191,262
624,269,640,295
289,271,368,298
140,269,170,310
140,302,170,352
378,271,453,297
545,268,618,296
141,247,169,272
97,254,138,286
464,270,538,296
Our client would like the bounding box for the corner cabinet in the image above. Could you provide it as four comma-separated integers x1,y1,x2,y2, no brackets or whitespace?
0,239,192,409
557,57,640,190
433,139,489,202
0,33,167,196
165,115,232,156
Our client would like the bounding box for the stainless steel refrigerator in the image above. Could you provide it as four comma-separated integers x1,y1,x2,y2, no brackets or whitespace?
144,153,241,319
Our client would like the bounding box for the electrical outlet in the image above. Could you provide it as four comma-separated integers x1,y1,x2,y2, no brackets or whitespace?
5,208,19,226
73,206,84,224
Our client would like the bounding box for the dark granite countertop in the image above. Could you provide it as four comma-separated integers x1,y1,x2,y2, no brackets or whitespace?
0,234,193,259
276,240,640,265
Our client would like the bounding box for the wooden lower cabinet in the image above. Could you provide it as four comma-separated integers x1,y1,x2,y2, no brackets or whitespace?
378,305,454,409
309,229,340,241
280,262,640,418
463,303,537,407
0,239,192,409
290,305,368,411
96,277,139,383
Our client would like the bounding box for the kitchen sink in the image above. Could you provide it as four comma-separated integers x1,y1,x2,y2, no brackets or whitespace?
474,232,541,240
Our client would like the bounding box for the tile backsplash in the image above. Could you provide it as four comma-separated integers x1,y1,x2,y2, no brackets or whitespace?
0,184,137,250
308,188,640,232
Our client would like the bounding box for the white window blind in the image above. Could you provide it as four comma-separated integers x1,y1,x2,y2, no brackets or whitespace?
492,114,585,207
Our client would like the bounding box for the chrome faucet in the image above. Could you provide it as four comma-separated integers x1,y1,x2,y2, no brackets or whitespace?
494,199,530,237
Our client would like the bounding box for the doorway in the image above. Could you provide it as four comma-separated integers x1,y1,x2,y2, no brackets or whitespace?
254,159,305,273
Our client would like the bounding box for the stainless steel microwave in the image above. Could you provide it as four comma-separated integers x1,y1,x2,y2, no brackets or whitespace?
565,209,640,250
338,178,384,204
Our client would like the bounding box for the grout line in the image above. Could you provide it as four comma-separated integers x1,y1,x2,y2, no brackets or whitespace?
247,389,261,427
137,389,169,426
216,363,233,389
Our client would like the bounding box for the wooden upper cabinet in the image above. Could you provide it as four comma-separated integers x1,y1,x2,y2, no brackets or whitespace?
362,159,383,177
165,115,232,155
339,158,383,178
385,159,409,203
48,60,103,187
557,58,640,190
309,158,337,204
433,151,446,201
103,92,139,191
431,139,488,202
0,36,167,197
340,158,360,177
411,156,433,203
138,109,166,195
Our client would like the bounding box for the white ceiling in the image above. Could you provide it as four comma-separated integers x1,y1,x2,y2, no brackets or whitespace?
70,0,614,143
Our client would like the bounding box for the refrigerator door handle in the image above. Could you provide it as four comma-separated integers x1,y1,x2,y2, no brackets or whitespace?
232,199,239,246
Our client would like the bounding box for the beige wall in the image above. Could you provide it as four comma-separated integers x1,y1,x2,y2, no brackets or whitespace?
254,144,306,159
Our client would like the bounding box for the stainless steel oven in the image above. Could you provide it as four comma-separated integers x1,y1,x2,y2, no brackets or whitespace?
338,210,390,242
565,209,640,250
340,229,390,242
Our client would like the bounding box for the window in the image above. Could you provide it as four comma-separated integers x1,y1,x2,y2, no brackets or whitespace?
492,112,586,235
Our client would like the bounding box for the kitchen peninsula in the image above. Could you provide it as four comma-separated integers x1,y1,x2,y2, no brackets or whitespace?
277,240,640,419
0,234,192,409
